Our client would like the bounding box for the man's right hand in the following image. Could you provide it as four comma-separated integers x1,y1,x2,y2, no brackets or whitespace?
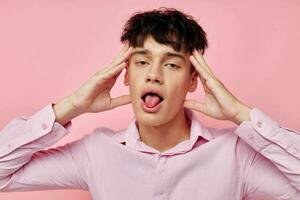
53,43,133,126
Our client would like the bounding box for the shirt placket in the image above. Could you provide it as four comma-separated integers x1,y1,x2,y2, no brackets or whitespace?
153,154,168,200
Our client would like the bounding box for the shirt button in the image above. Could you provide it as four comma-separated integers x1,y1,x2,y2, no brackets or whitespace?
257,121,263,128
42,123,48,130
8,143,13,150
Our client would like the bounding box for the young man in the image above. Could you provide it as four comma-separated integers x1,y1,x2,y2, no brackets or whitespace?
1,8,300,200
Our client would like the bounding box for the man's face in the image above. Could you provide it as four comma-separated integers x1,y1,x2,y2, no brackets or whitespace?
124,36,198,127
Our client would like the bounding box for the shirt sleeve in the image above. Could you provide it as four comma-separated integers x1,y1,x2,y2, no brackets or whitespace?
0,103,89,192
234,107,300,199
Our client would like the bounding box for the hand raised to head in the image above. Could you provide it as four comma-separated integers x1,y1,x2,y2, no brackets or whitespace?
68,43,133,115
184,49,252,125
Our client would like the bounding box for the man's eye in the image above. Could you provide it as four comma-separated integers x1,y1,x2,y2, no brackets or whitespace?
166,63,179,69
135,61,148,65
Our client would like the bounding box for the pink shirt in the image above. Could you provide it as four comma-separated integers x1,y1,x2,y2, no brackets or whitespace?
1,103,300,199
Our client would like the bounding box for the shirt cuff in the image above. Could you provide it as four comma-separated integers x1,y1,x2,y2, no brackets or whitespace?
0,103,72,157
234,107,280,153
33,103,73,147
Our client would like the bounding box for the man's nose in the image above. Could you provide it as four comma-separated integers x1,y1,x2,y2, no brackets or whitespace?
145,65,163,84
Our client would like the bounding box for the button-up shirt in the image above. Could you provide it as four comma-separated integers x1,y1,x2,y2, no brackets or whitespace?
0,103,300,199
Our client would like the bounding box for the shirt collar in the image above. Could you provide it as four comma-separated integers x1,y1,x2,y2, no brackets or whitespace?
123,108,214,155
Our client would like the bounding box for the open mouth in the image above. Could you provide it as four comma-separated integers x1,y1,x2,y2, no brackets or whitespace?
141,92,164,101
141,92,164,109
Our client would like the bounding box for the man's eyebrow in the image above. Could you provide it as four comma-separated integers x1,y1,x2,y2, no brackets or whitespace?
163,52,186,62
131,49,151,56
131,49,186,62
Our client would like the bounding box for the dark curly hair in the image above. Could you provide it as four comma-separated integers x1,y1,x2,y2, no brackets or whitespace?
120,7,208,54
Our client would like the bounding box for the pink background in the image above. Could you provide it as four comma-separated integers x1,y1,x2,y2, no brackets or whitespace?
1,0,299,199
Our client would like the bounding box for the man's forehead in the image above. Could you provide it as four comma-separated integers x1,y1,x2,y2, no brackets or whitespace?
131,48,188,62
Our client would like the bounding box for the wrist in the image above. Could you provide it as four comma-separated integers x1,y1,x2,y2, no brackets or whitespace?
53,96,82,126
232,103,252,125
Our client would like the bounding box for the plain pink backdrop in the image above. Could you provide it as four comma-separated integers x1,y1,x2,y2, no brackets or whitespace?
1,0,299,199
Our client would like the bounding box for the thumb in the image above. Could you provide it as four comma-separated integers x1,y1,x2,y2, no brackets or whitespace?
183,99,206,114
110,95,131,109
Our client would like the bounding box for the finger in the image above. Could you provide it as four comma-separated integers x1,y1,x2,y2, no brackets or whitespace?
192,49,215,77
190,56,218,95
116,42,131,61
106,62,127,79
117,42,130,57
183,99,206,114
110,95,131,109
110,45,133,69
196,70,211,94
104,47,133,72
110,43,129,64
93,62,126,84
190,55,211,82
194,67,206,86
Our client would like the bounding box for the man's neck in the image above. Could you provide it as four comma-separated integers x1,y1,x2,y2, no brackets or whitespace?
136,108,191,153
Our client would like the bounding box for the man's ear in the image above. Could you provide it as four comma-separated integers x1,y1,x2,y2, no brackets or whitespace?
188,69,198,92
124,61,129,86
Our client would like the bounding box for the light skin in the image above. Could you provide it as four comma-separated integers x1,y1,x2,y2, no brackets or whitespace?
124,36,252,152
124,36,198,152
53,37,252,153
53,43,133,126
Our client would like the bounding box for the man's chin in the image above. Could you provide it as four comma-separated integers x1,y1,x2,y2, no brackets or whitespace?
136,115,160,126
135,111,169,127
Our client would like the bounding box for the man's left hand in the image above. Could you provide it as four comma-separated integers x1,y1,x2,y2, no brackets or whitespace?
184,49,252,125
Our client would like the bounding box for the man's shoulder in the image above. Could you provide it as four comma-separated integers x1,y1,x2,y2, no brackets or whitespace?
206,125,252,149
206,126,238,139
207,125,257,157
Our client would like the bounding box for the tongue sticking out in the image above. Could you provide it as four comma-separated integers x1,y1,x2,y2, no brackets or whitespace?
144,94,161,108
